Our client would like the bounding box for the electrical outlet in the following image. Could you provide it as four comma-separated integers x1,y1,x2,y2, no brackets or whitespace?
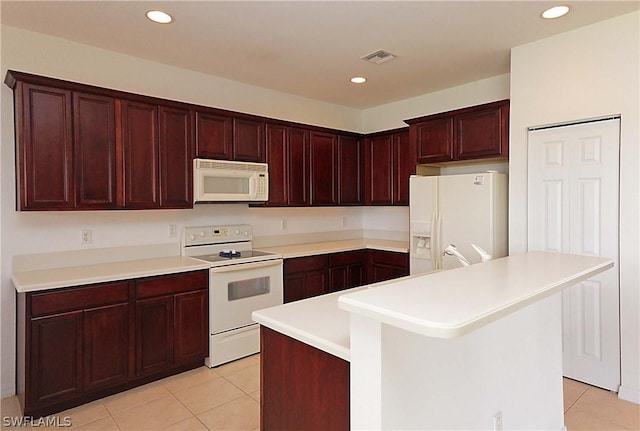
492,411,503,431
81,229,92,245
168,224,177,237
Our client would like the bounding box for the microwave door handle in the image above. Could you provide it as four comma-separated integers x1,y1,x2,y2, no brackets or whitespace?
249,176,257,198
210,259,283,273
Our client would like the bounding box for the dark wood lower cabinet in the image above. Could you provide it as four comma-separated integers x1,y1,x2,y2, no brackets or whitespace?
283,255,329,303
83,303,130,391
367,249,410,283
17,270,208,418
284,249,408,302
261,326,349,431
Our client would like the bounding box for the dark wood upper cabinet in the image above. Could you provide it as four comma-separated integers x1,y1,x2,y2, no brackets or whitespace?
392,129,415,206
121,100,159,209
407,99,509,164
412,117,454,163
73,93,118,208
364,134,394,205
265,124,289,207
158,105,193,208
265,124,310,207
455,101,509,160
233,117,265,162
310,131,338,206
16,83,74,210
288,128,310,206
195,110,232,159
338,135,362,205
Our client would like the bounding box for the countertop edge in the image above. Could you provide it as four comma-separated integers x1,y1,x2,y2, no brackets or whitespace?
259,238,409,259
12,257,211,293
337,254,613,339
252,311,351,362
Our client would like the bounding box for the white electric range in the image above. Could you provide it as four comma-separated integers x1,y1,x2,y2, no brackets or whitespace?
182,225,283,367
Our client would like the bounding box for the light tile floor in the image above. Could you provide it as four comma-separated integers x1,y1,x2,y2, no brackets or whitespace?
1,354,638,430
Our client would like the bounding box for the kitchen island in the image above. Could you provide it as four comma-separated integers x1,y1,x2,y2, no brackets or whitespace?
252,251,613,430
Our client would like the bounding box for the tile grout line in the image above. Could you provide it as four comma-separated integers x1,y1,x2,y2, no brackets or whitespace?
564,386,591,414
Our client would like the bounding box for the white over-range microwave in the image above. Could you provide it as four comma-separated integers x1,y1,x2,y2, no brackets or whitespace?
193,158,269,203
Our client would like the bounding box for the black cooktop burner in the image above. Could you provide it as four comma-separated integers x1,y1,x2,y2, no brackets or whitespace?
219,250,242,258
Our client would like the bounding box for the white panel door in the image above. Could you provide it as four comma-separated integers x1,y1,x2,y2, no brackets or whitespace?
528,118,620,391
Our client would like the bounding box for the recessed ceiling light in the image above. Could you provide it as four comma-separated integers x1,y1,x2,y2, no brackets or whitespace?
146,10,173,24
542,5,570,19
350,77,367,84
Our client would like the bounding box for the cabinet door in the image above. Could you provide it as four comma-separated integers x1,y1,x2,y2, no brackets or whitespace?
74,92,118,208
159,105,193,208
122,100,159,208
288,128,310,206
29,311,83,407
18,83,73,209
367,250,410,284
283,255,329,302
413,117,454,163
83,303,129,391
174,290,208,365
338,135,362,205
233,118,265,162
310,132,337,205
135,296,173,376
392,130,414,206
364,135,394,205
195,110,232,159
265,124,288,206
455,102,509,160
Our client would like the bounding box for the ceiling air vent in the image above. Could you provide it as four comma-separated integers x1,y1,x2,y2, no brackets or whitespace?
361,49,397,65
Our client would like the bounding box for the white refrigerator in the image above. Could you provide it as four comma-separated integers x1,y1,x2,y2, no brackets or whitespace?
409,172,508,275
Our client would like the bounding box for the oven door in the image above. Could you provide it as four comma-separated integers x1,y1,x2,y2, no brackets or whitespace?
209,259,283,334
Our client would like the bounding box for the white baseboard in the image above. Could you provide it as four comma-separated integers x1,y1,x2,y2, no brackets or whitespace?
618,385,640,404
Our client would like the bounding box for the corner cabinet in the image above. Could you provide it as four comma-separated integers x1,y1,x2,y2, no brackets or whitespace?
283,250,409,302
5,70,193,211
16,270,208,418
363,128,415,206
407,99,509,164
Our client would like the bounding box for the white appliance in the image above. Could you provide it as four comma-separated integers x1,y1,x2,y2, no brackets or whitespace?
182,225,283,367
193,159,269,203
409,172,508,274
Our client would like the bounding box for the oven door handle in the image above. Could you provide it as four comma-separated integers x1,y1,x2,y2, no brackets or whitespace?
210,259,283,273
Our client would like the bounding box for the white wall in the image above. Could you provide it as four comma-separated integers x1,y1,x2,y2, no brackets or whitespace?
509,11,640,402
361,74,510,133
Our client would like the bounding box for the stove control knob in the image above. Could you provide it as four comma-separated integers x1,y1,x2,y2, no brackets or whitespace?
199,231,206,237
235,229,240,235
244,231,249,236
189,234,196,241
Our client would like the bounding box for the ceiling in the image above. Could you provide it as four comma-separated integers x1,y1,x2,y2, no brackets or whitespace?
2,1,638,109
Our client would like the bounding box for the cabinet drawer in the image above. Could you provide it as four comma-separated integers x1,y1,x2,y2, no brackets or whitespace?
284,255,328,273
329,250,365,267
30,281,129,317
136,270,208,299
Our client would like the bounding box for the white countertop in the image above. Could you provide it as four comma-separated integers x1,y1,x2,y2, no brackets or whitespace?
252,288,364,361
339,251,613,339
12,256,211,293
253,252,612,360
259,238,408,259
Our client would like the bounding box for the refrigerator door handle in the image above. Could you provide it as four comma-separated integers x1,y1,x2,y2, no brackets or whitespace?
434,213,443,270
430,210,438,270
